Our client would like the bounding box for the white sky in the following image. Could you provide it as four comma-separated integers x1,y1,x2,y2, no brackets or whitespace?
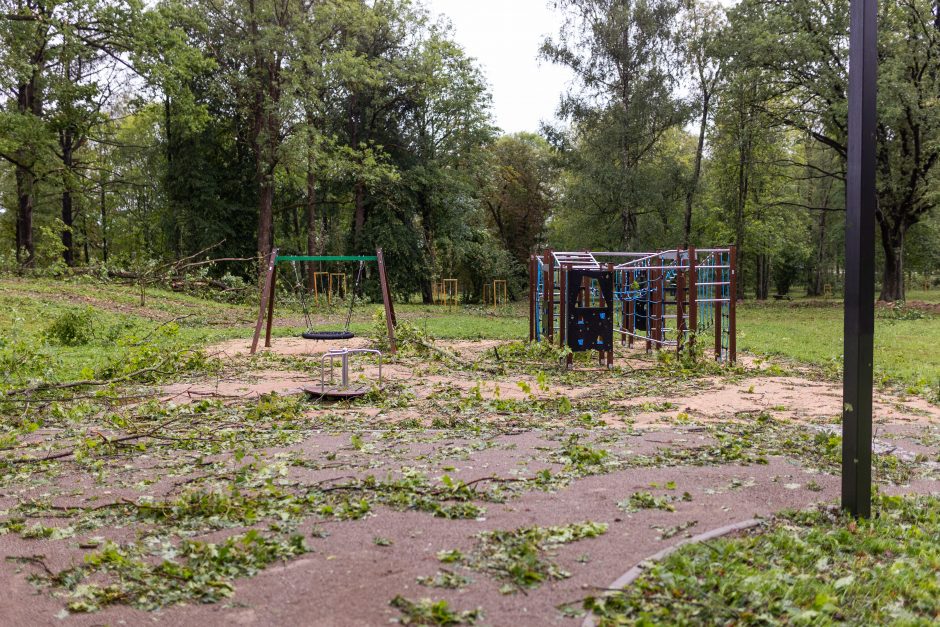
425,0,741,135
424,0,573,134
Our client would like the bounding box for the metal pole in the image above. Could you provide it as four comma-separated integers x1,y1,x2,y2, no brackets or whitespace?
544,250,554,343
529,256,536,341
842,0,877,518
688,246,698,345
728,247,737,363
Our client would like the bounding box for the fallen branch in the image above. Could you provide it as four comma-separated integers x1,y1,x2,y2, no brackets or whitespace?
410,337,502,374
6,555,56,578
5,416,183,465
3,352,189,398
457,476,527,489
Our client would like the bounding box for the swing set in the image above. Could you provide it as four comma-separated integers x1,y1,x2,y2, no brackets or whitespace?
250,248,397,354
291,258,363,340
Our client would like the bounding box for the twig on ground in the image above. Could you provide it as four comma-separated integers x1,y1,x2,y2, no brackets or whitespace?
5,416,183,465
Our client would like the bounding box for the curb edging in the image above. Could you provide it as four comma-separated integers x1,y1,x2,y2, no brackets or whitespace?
581,518,764,627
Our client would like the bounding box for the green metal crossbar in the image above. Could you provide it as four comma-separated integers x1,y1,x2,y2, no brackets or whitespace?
275,255,378,263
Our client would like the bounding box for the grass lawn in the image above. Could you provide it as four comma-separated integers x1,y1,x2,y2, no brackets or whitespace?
738,300,940,390
0,283,245,383
352,304,526,340
907,288,940,303
3,276,939,393
585,494,940,625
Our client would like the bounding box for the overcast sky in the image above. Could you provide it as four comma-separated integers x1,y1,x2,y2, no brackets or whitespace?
425,0,740,135
424,0,573,135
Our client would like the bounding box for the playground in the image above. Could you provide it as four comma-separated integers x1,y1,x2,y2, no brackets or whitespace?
1,269,939,626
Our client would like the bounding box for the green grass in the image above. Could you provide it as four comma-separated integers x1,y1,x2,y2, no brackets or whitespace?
584,494,940,626
3,276,939,391
906,288,940,303
364,304,526,340
0,287,242,384
738,301,940,389
1,276,252,319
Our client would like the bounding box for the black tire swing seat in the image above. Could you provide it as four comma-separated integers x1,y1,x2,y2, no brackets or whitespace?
293,259,364,342
302,330,355,340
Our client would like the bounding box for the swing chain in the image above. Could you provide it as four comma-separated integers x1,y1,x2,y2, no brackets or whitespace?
343,261,365,332
292,260,314,330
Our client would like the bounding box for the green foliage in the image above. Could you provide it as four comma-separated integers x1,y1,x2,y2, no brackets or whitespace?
724,0,940,301
558,435,609,473
60,531,308,612
371,311,434,354
416,570,471,589
1,0,939,308
45,307,96,346
0,332,53,384
585,495,940,625
390,596,482,626
542,0,690,249
481,133,556,274
618,491,678,513
438,521,608,593
879,302,930,322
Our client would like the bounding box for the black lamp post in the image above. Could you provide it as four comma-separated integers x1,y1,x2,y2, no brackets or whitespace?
842,0,878,518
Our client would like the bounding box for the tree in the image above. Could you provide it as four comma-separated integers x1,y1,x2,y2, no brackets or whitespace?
482,133,554,269
396,26,495,300
45,0,117,266
542,0,690,247
726,0,940,301
707,66,779,299
679,0,724,248
192,0,307,261
0,0,56,267
1,0,201,268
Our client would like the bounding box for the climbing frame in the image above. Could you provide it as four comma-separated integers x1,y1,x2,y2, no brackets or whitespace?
529,247,736,365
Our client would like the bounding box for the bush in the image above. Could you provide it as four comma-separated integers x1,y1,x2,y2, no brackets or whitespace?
45,307,96,346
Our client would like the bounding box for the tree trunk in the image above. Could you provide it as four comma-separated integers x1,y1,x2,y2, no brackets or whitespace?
258,177,275,259
683,92,709,248
81,211,89,263
420,191,435,305
61,188,74,265
15,164,35,268
733,135,749,301
100,168,109,262
619,206,637,248
306,151,319,291
61,130,75,266
755,253,770,300
247,0,283,270
14,75,40,269
808,209,829,297
353,181,366,245
878,216,905,302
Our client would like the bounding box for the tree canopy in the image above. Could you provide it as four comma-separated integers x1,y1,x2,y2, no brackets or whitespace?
1,0,938,302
